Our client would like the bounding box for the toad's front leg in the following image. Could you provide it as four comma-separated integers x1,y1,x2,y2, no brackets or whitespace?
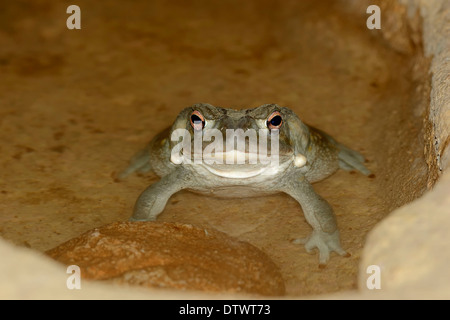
130,167,193,221
276,172,348,267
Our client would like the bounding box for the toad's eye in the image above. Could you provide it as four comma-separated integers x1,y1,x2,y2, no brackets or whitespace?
190,110,205,130
267,111,282,130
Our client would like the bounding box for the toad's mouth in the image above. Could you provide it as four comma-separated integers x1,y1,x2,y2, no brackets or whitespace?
202,165,269,178
171,150,305,179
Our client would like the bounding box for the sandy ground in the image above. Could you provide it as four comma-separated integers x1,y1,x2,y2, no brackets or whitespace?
0,0,429,296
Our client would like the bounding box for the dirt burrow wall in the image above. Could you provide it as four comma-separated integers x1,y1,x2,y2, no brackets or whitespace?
355,0,450,299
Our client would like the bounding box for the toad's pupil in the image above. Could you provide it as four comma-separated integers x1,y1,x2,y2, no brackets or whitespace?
191,114,203,124
270,115,282,126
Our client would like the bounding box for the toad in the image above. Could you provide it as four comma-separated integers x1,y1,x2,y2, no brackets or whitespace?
120,103,370,266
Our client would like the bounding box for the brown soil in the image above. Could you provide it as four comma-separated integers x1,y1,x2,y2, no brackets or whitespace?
0,0,432,296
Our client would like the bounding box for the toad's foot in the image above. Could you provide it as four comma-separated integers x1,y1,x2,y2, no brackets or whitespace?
293,230,349,268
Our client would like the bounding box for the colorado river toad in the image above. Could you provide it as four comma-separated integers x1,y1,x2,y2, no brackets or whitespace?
120,103,370,266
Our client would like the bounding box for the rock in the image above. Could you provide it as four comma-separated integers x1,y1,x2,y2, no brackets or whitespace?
46,222,285,296
358,170,450,298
